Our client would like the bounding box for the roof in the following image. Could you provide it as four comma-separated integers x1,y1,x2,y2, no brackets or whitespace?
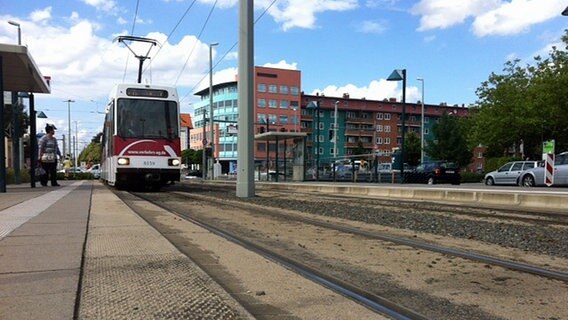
0,44,50,93
254,132,307,141
194,81,237,96
180,113,193,129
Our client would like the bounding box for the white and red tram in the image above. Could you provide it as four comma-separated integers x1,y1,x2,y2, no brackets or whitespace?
101,83,181,189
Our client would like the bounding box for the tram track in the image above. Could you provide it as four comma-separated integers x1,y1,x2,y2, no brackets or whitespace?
168,189,568,282
115,184,568,319
118,190,427,320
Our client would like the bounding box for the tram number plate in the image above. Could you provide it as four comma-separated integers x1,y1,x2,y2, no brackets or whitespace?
143,161,156,166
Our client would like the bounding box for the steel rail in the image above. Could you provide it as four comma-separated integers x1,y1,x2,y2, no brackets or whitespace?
128,191,430,320
172,189,568,283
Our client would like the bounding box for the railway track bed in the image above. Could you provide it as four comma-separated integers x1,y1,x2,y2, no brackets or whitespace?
116,184,568,319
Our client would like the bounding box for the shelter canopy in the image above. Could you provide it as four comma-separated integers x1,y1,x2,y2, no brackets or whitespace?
0,44,50,93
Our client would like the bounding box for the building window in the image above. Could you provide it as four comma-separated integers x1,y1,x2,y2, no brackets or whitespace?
425,117,429,123
279,100,289,109
318,147,324,155
376,113,383,120
257,142,266,152
376,125,383,132
269,99,277,108
478,152,483,158
424,128,429,135
268,84,277,93
385,138,391,144
290,86,299,95
375,137,383,144
258,98,266,108
385,125,391,133
319,122,324,130
257,83,266,92
279,85,289,94
257,113,266,123
268,114,277,126
279,115,289,124
318,135,324,143
385,113,391,120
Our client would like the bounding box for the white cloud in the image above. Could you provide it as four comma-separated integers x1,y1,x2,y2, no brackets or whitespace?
256,0,358,31
81,0,117,13
472,0,566,37
311,79,421,103
30,7,52,23
411,0,565,37
263,60,298,70
0,14,216,147
357,20,388,34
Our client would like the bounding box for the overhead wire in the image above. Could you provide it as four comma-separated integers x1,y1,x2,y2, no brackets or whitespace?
122,0,140,82
142,0,200,74
179,0,279,103
174,0,219,86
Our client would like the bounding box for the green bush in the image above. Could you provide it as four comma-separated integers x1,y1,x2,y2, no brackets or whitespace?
5,167,31,184
461,172,485,183
484,157,521,173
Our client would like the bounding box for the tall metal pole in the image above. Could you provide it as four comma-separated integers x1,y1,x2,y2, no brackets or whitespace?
64,99,75,159
9,21,22,184
334,101,339,159
401,70,406,183
8,21,21,45
0,56,5,192
316,102,320,181
202,108,207,180
236,0,255,198
209,42,219,180
417,77,424,163
29,94,37,188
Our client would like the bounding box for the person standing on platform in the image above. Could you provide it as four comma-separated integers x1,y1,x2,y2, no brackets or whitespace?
63,156,72,179
39,124,62,187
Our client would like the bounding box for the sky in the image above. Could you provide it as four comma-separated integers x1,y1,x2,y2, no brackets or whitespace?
1,0,567,152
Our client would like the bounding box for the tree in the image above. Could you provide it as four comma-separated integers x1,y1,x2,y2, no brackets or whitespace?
3,102,30,139
471,29,568,159
404,132,421,166
79,132,102,164
352,140,366,157
425,112,472,168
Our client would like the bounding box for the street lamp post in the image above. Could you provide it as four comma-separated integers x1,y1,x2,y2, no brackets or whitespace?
64,99,75,160
8,21,21,45
387,69,406,183
333,101,339,159
209,42,219,180
202,108,207,180
417,77,425,163
307,101,320,180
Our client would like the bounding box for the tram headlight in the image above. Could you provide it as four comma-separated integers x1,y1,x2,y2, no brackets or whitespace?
117,157,130,165
169,158,180,166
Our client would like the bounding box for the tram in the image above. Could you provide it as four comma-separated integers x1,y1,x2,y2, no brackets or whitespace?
100,83,181,190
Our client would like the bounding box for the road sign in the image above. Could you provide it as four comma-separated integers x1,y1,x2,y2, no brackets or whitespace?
545,153,554,186
543,140,555,154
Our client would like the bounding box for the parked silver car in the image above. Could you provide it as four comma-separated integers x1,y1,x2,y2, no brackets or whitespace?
518,152,568,187
484,160,539,185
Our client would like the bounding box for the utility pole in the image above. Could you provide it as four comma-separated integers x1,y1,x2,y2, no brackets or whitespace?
64,99,75,159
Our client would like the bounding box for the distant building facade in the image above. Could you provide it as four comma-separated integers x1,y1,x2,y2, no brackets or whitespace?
190,66,472,175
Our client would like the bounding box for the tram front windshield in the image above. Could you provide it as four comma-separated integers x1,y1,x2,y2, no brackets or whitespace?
117,99,179,139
